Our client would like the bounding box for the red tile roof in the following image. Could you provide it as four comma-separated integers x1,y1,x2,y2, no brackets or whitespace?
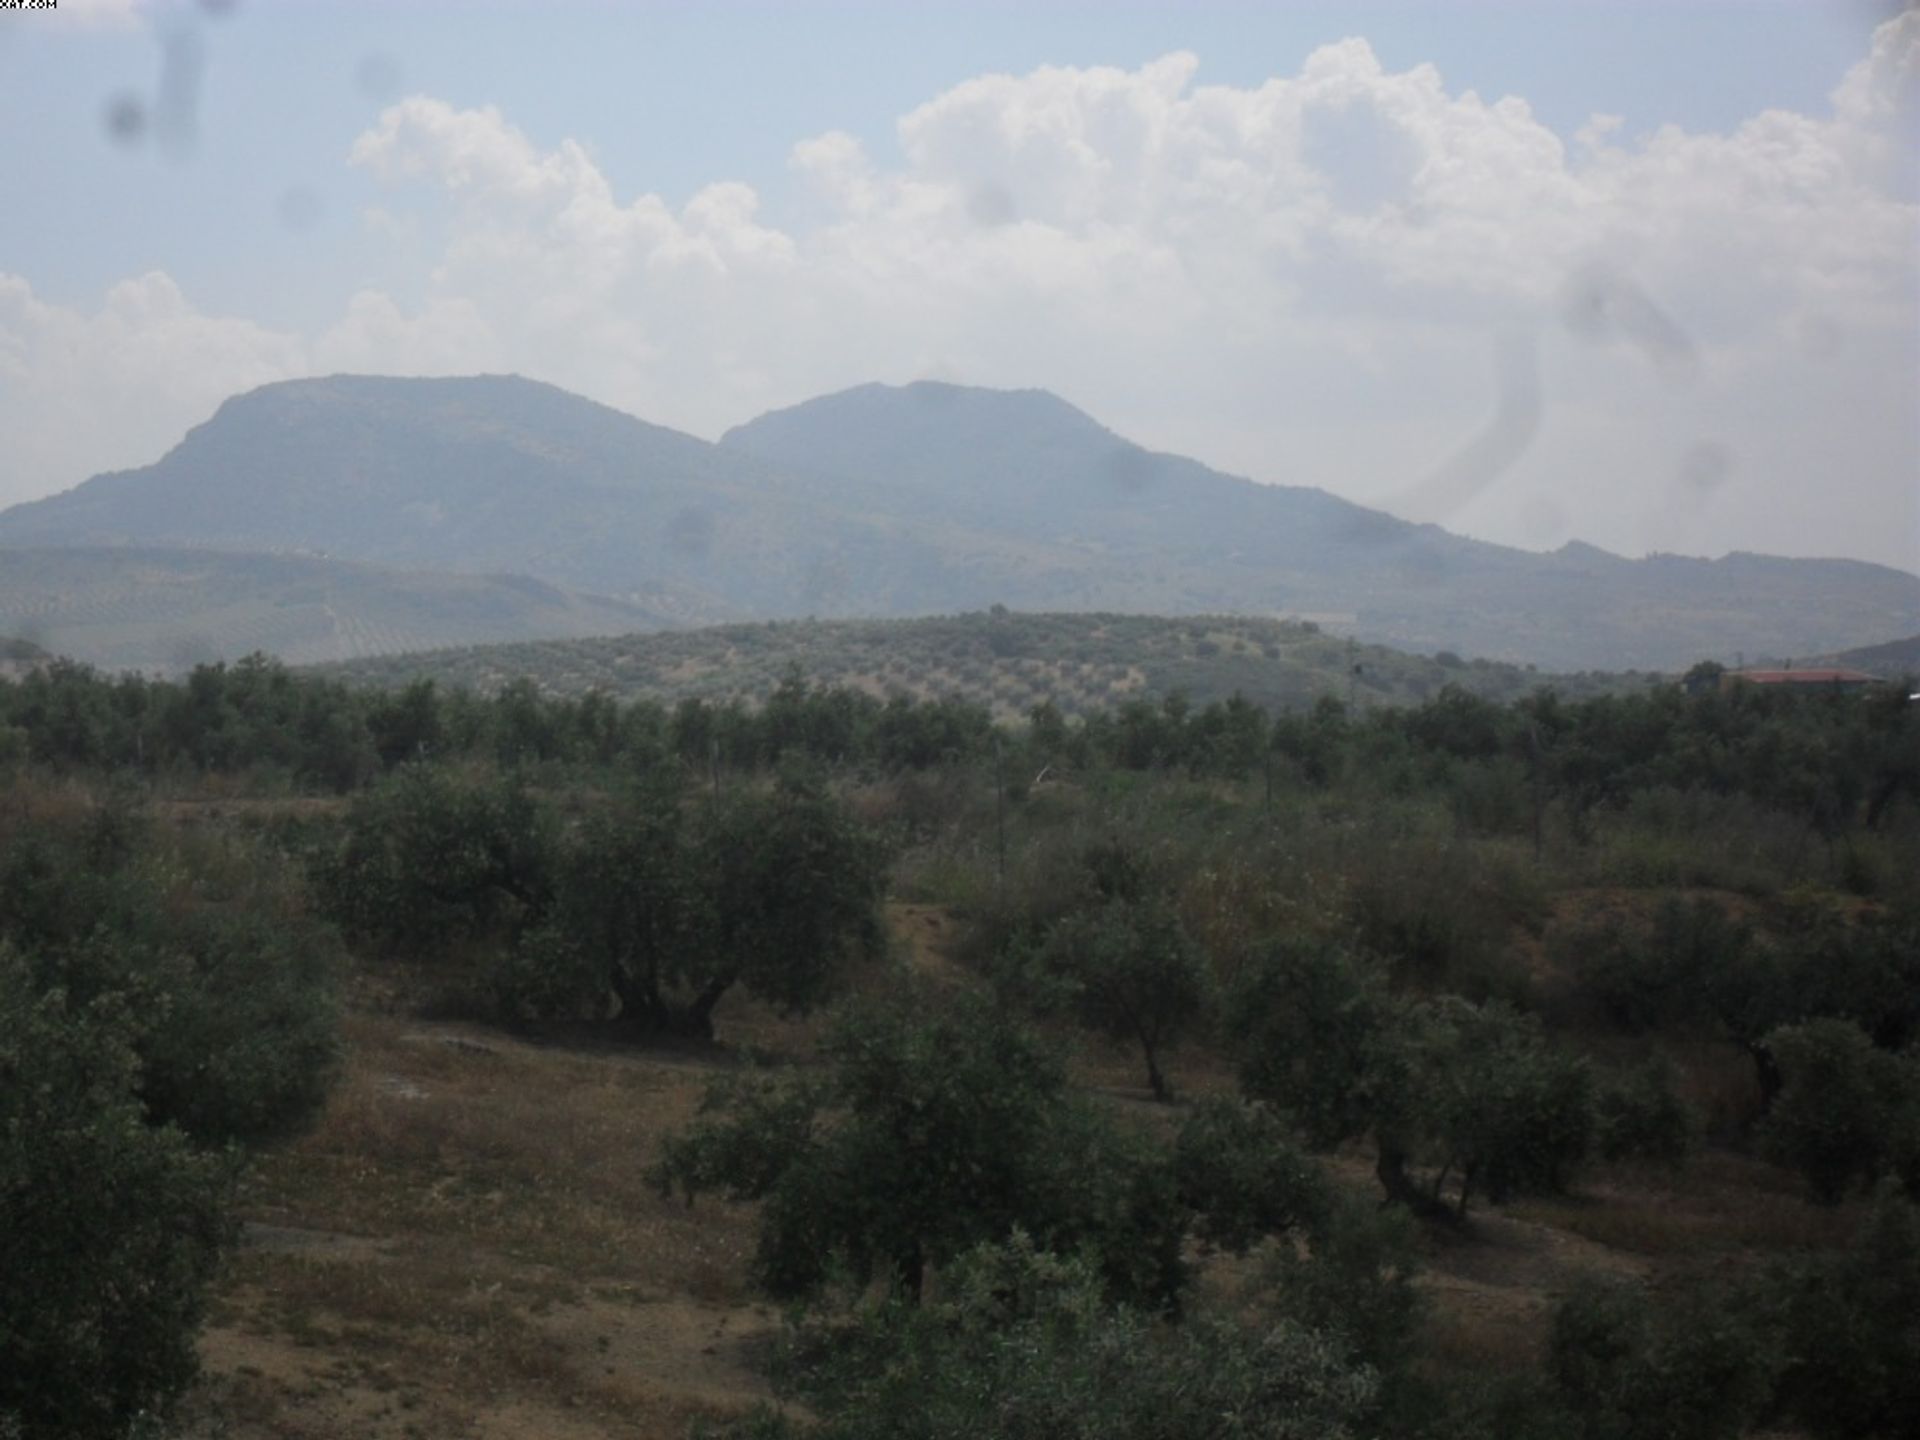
1727,668,1879,684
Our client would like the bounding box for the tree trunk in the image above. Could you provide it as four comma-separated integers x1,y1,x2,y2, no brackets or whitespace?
1747,1039,1784,1114
1143,1042,1171,1103
609,965,670,1033
682,973,737,1040
1377,1144,1460,1223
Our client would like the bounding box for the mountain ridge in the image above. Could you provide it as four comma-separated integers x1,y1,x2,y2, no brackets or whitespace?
3,373,1914,672
0,544,672,672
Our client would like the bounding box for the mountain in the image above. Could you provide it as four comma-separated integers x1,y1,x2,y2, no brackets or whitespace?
4,373,1915,672
0,546,665,671
314,611,1640,717
722,381,1920,670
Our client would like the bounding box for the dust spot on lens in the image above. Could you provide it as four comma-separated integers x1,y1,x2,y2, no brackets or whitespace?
1678,440,1734,496
1560,262,1697,375
276,186,325,232
664,506,716,560
104,93,147,147
356,52,404,104
1102,445,1156,495
198,0,241,16
967,182,1017,228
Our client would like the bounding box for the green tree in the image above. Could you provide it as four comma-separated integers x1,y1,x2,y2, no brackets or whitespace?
1039,897,1212,1100
0,947,234,1439
319,765,554,956
1763,1186,1920,1439
1545,1276,1774,1440
1,806,341,1149
1232,942,1594,1218
685,778,888,1036
1759,1018,1918,1204
712,1234,1381,1440
655,998,1194,1308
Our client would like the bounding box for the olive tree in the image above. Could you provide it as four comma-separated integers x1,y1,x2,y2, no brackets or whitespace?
503,776,888,1038
1038,897,1212,1100
655,997,1179,1303
1231,939,1594,1218
709,1234,1382,1440
1759,1018,1919,1204
1,947,234,1439
656,997,1323,1310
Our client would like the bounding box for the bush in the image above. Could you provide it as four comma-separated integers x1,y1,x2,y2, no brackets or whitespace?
318,764,554,956
1593,1059,1696,1169
1037,896,1213,1100
1546,1277,1774,1440
1174,1097,1328,1254
654,996,1183,1306
1232,943,1595,1217
1762,1186,1920,1439
1759,1018,1919,1203
0,948,235,1439
719,1234,1382,1440
1,807,341,1148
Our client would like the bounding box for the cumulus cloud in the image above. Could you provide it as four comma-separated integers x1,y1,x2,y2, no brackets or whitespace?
0,271,302,493
3,16,1915,569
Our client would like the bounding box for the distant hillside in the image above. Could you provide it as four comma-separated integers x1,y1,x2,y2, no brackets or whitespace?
1809,633,1920,677
0,547,664,672
5,373,1915,671
314,611,1642,717
724,382,1920,671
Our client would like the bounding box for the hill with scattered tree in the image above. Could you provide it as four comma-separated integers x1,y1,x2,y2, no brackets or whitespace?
313,610,1642,716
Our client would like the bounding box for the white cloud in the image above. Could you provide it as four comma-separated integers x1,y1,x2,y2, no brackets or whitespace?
0,271,302,497
2,17,1915,571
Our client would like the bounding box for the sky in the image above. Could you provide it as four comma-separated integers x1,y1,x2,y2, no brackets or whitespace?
2,0,1915,572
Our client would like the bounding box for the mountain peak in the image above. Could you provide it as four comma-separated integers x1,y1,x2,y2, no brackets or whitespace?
3,372,1914,673
723,378,1113,456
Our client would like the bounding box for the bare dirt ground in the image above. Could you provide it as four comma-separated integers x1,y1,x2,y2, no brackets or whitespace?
178,901,1854,1438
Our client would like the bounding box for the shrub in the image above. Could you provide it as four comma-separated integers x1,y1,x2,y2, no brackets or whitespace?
1546,1277,1774,1440
1593,1059,1697,1169
719,1234,1382,1440
318,764,555,956
0,948,235,1439
1762,1186,1920,1439
1037,896,1213,1100
1759,1018,1919,1203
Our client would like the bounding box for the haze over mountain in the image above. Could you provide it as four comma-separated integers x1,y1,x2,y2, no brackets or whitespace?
3,373,1915,673
0,546,666,672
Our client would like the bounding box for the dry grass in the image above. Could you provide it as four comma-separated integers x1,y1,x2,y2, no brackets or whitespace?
187,892,1871,1438
239,1013,762,1295
1511,1148,1857,1263
199,1005,788,1438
